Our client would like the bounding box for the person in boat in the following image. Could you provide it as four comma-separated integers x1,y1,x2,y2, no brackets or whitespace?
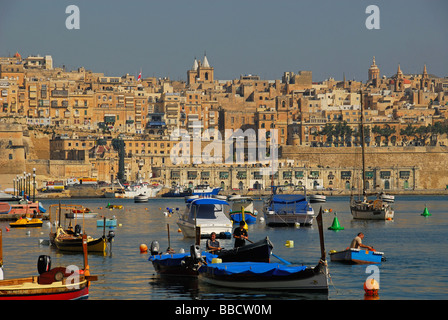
350,232,374,251
233,221,248,248
206,232,222,252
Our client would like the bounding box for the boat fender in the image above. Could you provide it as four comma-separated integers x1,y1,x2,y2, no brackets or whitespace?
150,241,160,255
37,255,51,275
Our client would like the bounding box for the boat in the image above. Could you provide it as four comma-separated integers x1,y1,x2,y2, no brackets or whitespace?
65,207,97,219
309,194,326,203
96,218,117,228
228,195,258,224
0,200,46,217
53,226,109,253
148,237,274,276
161,185,192,198
350,91,395,220
0,230,98,300
380,192,395,203
329,248,384,264
263,194,315,226
197,208,329,292
134,193,149,203
192,184,221,196
123,181,162,199
106,203,123,209
176,196,232,239
0,202,11,214
9,216,43,228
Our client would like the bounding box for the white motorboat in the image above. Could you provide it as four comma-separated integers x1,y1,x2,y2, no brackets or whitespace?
124,182,162,199
263,194,315,226
134,193,149,203
309,194,326,203
177,196,232,239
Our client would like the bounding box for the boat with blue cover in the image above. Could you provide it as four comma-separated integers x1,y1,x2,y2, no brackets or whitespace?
329,248,384,264
198,208,328,292
149,237,274,276
192,185,221,196
263,194,314,226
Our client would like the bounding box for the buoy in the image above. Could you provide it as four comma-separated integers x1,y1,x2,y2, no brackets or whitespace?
364,278,379,296
140,244,148,253
328,213,344,230
294,222,300,228
285,240,294,248
118,223,122,227
177,228,182,233
5,227,10,232
422,206,431,217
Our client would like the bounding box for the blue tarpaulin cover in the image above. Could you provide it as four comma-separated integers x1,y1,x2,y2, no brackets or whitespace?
186,198,229,206
199,262,307,276
269,195,308,214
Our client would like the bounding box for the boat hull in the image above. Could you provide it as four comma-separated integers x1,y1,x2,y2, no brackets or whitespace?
329,248,384,264
55,236,107,253
229,212,257,224
264,210,315,226
216,237,273,263
351,204,394,220
177,220,232,239
198,261,328,292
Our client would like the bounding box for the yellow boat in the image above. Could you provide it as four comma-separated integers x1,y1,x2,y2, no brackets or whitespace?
53,227,107,253
10,217,43,228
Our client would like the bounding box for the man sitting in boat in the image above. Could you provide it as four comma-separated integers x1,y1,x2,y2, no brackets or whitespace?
233,221,248,248
206,232,222,252
350,232,374,251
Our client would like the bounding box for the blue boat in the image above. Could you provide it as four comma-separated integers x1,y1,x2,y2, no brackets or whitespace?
198,261,328,292
329,248,384,264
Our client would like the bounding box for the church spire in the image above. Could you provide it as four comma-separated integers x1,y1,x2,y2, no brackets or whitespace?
202,53,210,68
192,57,198,71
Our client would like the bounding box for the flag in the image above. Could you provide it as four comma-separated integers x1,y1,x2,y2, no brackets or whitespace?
137,69,142,81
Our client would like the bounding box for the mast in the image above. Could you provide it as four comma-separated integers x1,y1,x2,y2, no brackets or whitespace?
360,88,367,198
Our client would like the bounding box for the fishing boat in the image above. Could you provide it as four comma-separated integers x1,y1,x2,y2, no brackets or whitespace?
192,184,221,196
329,248,384,264
263,194,314,226
9,216,43,228
228,195,258,224
176,196,232,239
350,91,394,220
123,182,162,199
53,226,108,253
0,231,98,300
161,185,192,198
197,208,329,292
149,237,274,276
134,193,149,203
309,194,326,203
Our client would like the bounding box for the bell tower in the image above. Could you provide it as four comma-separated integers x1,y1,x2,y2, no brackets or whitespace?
187,54,214,86
368,56,380,86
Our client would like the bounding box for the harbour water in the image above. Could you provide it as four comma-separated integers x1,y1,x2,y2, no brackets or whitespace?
1,195,447,300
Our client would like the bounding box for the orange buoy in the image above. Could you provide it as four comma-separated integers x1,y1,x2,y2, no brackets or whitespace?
5,227,10,232
177,228,182,233
364,278,379,296
140,244,148,253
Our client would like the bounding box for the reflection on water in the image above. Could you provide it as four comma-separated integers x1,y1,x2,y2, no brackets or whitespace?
1,195,447,300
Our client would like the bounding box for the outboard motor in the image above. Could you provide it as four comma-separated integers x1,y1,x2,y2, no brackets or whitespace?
187,244,203,272
37,255,51,274
74,224,82,236
107,230,115,243
150,240,160,255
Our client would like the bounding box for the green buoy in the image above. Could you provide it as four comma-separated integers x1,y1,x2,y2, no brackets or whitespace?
328,212,344,230
422,206,431,217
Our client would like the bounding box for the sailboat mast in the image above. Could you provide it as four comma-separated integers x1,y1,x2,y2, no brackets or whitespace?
360,89,366,197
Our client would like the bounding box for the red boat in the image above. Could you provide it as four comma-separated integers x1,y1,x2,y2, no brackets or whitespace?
0,230,97,300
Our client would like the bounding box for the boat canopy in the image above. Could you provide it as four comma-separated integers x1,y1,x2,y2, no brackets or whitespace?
200,262,307,276
269,195,308,213
189,198,229,206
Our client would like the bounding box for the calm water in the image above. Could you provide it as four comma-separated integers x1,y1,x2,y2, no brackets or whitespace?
1,195,447,300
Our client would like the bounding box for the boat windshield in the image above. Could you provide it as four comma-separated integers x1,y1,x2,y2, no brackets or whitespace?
190,204,223,219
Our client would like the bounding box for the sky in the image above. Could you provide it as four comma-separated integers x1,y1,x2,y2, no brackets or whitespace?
1,0,447,82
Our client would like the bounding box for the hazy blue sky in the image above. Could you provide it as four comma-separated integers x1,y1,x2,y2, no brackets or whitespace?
1,0,447,82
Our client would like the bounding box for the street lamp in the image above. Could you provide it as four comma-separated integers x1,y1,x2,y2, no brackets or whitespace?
33,168,36,202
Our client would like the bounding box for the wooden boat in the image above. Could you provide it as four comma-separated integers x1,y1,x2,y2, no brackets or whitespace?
149,236,274,277
329,248,384,264
0,200,46,217
197,208,329,292
177,196,232,239
97,218,117,228
228,195,257,224
53,226,108,253
263,194,315,226
9,217,43,228
0,231,98,300
350,91,394,220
